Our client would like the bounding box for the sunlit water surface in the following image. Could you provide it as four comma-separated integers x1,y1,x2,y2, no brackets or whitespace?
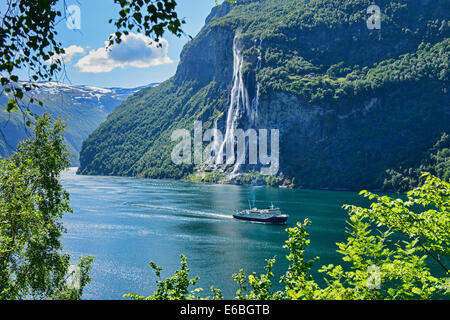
61,168,374,299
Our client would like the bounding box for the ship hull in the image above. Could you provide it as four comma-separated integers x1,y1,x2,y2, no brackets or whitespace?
232,214,288,225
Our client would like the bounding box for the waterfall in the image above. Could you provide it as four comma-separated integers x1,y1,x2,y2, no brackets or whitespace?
216,32,248,165
216,33,261,174
249,82,260,126
249,38,263,126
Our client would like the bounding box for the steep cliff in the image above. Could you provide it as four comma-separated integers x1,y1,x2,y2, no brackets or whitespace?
78,0,450,190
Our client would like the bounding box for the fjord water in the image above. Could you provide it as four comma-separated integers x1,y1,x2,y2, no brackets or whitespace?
61,168,370,299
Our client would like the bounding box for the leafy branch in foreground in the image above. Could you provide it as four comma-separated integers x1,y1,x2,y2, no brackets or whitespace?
0,114,93,299
123,254,222,300
356,173,449,272
125,174,449,300
109,0,237,46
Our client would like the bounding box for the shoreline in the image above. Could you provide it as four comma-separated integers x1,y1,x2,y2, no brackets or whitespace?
69,167,395,194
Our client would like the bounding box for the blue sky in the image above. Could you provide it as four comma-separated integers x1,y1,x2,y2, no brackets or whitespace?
47,0,219,88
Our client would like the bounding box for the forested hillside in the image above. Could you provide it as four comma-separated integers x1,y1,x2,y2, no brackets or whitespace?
78,0,449,190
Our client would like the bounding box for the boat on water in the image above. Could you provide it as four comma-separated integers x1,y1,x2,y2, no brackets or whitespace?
233,203,288,224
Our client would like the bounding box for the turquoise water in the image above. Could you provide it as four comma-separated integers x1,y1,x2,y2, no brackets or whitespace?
61,168,372,299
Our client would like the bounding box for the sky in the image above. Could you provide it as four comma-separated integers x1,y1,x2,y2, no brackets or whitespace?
37,0,220,88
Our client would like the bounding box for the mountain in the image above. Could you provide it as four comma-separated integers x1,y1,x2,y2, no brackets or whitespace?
0,82,158,165
78,0,450,190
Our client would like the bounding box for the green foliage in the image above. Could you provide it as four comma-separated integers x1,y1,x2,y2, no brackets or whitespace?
384,133,450,192
186,171,225,183
126,174,449,300
109,0,237,47
108,0,184,47
53,256,94,300
280,219,321,299
265,175,280,187
203,171,225,183
259,38,449,106
321,173,449,299
233,257,283,300
225,171,283,187
234,171,265,185
0,0,63,118
0,114,93,299
358,173,449,258
124,254,222,300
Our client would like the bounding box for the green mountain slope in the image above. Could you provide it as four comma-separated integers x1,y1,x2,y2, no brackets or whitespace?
78,0,450,190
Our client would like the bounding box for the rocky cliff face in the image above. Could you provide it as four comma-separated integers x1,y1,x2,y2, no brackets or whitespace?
78,0,450,190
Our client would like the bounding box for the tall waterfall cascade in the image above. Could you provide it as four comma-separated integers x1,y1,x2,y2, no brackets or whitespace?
216,33,261,174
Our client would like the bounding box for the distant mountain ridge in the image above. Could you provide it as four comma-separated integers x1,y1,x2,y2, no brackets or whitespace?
0,81,158,165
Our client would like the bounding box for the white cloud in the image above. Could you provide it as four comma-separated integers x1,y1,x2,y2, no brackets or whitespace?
47,45,85,64
74,33,173,73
